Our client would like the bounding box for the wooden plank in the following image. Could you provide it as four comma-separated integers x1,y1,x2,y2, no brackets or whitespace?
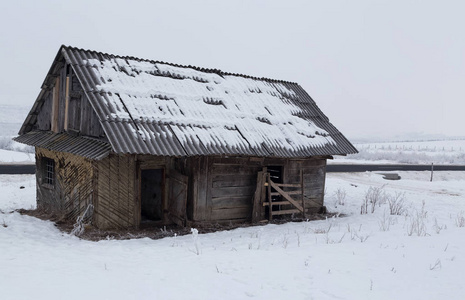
270,190,301,196
271,209,301,216
262,201,292,206
269,180,304,212
211,185,255,198
195,156,208,221
252,171,264,223
64,76,70,131
211,206,251,220
211,164,259,175
212,195,252,209
264,183,301,188
51,77,60,132
206,157,213,221
211,157,251,165
168,169,188,226
80,95,90,135
301,169,306,218
260,167,267,220
267,173,272,221
212,174,255,188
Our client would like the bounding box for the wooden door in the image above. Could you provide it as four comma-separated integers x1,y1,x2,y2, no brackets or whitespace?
168,170,188,226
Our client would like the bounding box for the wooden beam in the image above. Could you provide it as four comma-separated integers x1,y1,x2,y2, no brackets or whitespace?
64,76,70,131
51,77,60,132
268,180,304,212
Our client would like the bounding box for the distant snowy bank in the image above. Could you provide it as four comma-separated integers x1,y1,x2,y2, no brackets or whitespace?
334,139,465,165
0,149,34,164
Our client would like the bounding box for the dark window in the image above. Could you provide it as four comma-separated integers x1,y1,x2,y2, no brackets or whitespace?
43,158,55,186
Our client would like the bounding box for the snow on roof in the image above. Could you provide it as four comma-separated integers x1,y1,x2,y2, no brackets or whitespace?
53,46,358,157
86,57,331,151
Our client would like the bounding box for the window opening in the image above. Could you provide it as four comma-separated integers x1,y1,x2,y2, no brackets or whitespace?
44,158,55,186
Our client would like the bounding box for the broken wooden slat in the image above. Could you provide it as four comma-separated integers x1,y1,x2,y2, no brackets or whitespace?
271,209,301,216
264,182,301,188
270,190,302,196
262,201,292,206
268,180,304,212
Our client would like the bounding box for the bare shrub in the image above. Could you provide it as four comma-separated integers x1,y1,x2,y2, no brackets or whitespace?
378,211,393,231
387,191,407,215
190,228,201,255
429,259,442,271
361,186,384,214
433,218,446,234
312,222,332,234
407,203,428,237
455,211,465,227
71,204,94,236
352,232,370,243
334,188,347,206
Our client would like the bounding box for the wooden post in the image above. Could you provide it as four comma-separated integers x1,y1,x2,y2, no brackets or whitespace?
64,76,70,131
252,171,264,223
300,169,306,218
51,77,60,132
261,167,267,220
430,163,434,182
267,173,272,221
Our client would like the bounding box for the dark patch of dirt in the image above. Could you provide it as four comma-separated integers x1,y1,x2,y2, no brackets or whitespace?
17,208,335,241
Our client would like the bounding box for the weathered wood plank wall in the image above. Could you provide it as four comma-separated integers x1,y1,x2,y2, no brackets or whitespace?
95,154,136,229
36,91,52,131
36,147,95,222
188,156,327,224
287,159,326,212
209,157,260,222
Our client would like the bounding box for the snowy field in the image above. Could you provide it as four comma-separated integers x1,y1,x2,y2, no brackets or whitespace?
0,149,34,164
1,172,465,300
331,139,465,165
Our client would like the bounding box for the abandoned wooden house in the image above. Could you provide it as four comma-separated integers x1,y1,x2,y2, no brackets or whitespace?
14,45,357,229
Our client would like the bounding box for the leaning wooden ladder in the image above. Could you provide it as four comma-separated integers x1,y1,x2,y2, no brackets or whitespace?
262,170,306,221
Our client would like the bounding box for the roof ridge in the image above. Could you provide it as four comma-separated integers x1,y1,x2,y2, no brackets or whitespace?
61,45,299,85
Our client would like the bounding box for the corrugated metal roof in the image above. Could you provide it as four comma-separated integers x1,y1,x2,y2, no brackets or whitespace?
14,131,112,160
18,45,358,158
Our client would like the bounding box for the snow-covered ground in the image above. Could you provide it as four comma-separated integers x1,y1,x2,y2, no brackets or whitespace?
0,149,34,164
331,139,465,165
1,171,464,300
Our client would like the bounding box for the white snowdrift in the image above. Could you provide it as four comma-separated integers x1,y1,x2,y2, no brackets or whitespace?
1,172,464,300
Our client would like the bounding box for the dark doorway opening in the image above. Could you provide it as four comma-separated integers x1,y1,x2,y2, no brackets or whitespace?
265,166,283,219
141,169,164,222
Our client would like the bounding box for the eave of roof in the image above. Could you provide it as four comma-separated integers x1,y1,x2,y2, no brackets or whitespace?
13,131,112,160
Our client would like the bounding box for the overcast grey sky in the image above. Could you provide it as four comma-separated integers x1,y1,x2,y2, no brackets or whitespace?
1,0,464,140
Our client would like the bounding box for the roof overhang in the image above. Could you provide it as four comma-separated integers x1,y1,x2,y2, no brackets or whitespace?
13,131,112,160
